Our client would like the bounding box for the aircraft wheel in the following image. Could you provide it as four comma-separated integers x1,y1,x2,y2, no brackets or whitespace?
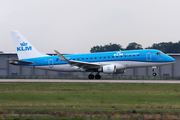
95,74,101,79
153,73,157,76
88,74,94,79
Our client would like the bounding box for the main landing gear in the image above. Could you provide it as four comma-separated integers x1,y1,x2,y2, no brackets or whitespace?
152,66,157,76
88,73,101,79
88,74,94,79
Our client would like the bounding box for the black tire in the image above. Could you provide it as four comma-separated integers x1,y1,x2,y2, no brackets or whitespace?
95,74,101,79
88,74,94,79
153,73,157,76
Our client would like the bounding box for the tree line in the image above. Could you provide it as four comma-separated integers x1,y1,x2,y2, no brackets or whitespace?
90,41,180,53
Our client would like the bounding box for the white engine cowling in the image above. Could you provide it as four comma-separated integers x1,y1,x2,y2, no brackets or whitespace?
103,65,116,74
114,69,126,74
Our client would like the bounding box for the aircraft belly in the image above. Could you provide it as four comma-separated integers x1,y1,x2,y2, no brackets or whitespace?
33,61,173,72
132,61,173,67
34,65,81,72
96,61,173,69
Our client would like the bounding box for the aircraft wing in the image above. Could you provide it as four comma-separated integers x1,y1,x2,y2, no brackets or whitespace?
54,50,101,69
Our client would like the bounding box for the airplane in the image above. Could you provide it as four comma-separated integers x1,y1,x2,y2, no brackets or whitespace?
9,30,175,79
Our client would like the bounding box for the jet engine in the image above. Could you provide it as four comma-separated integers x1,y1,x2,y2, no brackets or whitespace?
102,65,116,74
100,64,126,74
114,69,126,74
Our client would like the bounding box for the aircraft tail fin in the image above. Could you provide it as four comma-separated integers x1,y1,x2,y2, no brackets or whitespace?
10,30,48,59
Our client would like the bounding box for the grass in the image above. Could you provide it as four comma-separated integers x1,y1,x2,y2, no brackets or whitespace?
0,83,180,108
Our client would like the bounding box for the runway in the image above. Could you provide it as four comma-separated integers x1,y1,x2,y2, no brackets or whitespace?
0,107,179,111
0,79,180,84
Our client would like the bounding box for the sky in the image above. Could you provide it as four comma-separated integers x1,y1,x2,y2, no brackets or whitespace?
1,0,180,53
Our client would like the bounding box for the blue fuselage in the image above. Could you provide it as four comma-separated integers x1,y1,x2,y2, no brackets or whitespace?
19,49,175,67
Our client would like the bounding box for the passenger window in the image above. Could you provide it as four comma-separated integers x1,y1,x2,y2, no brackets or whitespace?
137,54,139,56
125,55,126,57
95,57,96,59
82,58,84,60
133,55,135,57
78,58,79,60
73,59,75,60
86,58,88,60
91,58,92,59
116,56,118,58
129,55,131,57
108,56,110,58
121,56,122,57
104,57,106,59
112,56,114,58
100,57,101,59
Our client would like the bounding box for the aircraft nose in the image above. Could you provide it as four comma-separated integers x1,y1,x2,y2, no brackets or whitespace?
167,56,175,62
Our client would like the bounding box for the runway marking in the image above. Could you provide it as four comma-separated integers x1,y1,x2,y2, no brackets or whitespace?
0,79,180,84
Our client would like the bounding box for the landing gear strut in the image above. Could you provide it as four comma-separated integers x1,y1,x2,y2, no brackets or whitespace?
152,66,157,76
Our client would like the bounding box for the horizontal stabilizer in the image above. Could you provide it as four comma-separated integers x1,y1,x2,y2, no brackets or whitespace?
8,59,33,65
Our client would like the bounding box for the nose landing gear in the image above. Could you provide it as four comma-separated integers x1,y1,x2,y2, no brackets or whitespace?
153,73,157,76
152,66,157,76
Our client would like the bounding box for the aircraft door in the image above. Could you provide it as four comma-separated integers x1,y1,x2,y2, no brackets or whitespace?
146,52,152,61
48,59,54,68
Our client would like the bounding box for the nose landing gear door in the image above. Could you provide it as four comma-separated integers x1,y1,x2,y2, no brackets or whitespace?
146,52,152,61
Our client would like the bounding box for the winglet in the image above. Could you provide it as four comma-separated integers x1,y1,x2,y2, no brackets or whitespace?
54,50,68,62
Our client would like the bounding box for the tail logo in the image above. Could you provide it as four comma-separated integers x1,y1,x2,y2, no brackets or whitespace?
17,42,32,51
20,42,27,46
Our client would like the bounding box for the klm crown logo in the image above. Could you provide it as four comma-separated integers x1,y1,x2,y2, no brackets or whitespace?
20,42,28,46
107,67,111,71
17,42,32,51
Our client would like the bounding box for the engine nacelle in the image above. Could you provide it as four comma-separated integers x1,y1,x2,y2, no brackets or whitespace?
114,69,126,74
103,65,116,74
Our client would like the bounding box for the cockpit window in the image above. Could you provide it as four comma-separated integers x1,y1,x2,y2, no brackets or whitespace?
157,52,164,55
